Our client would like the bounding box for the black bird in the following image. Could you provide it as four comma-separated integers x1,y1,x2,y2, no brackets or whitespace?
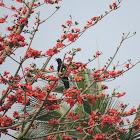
56,58,69,89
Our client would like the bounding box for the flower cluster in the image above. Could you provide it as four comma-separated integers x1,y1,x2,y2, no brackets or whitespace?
68,61,87,74
24,48,42,58
109,2,117,10
86,16,100,28
44,0,62,4
91,68,123,82
44,47,59,56
0,115,13,127
63,86,82,106
133,116,140,132
0,15,8,23
13,111,22,119
48,119,58,126
67,111,80,120
61,33,78,42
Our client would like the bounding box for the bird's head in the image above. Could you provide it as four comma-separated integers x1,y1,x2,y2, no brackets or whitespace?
55,58,62,63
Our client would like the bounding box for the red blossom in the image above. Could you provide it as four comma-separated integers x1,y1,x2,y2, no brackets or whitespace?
48,119,58,126
16,0,22,2
65,57,72,62
48,64,54,70
126,118,130,123
45,47,59,56
113,1,117,9
66,20,72,25
117,92,126,97
56,42,64,48
129,106,136,115
88,94,95,105
47,135,54,140
74,76,83,81
34,19,40,25
91,17,98,21
100,93,106,97
13,111,21,119
67,111,73,117
133,116,140,132
56,0,62,4
67,33,78,42
24,48,42,58
3,70,10,78
33,4,38,7
17,17,28,27
87,129,93,135
0,115,13,127
101,84,108,90
120,128,126,133
77,124,82,133
124,63,130,68
86,20,92,28
94,133,107,140
11,5,16,10
9,33,25,42
0,0,5,6
0,15,8,23
74,28,80,32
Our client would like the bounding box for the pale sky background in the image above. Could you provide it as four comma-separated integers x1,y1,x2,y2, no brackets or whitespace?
0,0,140,139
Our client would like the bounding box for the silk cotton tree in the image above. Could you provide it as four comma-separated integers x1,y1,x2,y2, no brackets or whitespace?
0,0,140,140
17,68,140,140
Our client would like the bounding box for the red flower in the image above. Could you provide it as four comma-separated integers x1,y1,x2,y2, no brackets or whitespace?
113,2,117,10
3,70,10,78
124,63,130,68
45,48,55,56
65,57,72,62
56,0,62,4
91,17,98,21
120,128,126,133
56,42,64,48
67,111,73,117
13,111,21,119
33,4,38,7
0,15,8,23
96,51,100,57
67,33,78,42
17,17,28,27
94,133,107,140
129,106,136,115
11,5,16,10
126,118,130,123
88,94,95,105
74,76,83,81
66,20,72,25
47,135,54,140
16,0,22,2
24,48,42,58
0,0,5,6
77,124,82,133
117,92,126,97
34,19,40,25
49,119,58,126
100,93,106,97
101,84,108,90
87,129,93,135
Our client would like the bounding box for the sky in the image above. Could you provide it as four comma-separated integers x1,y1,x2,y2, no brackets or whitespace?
0,0,140,139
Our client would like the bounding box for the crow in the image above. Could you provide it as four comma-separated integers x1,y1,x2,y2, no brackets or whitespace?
56,58,69,89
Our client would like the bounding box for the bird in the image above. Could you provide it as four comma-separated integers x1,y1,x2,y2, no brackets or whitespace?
56,58,69,89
